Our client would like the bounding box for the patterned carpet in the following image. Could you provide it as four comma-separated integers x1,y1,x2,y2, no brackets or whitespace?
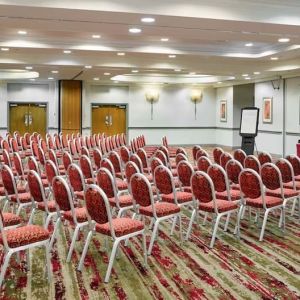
0,147,299,300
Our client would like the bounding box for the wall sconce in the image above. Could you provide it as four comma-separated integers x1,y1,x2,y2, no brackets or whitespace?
145,90,160,120
190,89,203,120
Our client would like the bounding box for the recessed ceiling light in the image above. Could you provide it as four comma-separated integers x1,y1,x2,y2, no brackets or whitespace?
217,82,222,84
245,77,251,80
117,52,125,56
141,17,155,23
104,72,111,76
85,65,92,69
18,30,27,35
174,69,181,72
25,66,33,70
242,74,249,77
93,77,99,81
131,70,139,73
253,71,260,75
189,72,196,75
168,54,176,58
63,50,71,54
271,57,278,60
48,77,54,80
161,38,169,42
51,70,59,74
129,28,142,33
1,47,9,51
29,78,35,81
245,43,253,47
278,38,290,43
92,34,101,39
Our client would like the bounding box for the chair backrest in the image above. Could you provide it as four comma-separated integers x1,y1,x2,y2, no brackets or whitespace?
40,139,48,154
158,146,170,163
100,158,115,177
31,141,39,158
177,160,194,187
129,154,143,173
261,163,282,191
12,152,24,178
52,176,73,211
54,135,61,150
150,157,163,175
258,151,272,165
233,149,247,166
213,147,224,165
226,159,243,184
75,138,81,154
154,150,168,166
286,155,300,176
136,148,149,169
175,153,187,166
28,170,46,203
195,148,209,161
48,149,58,167
154,165,174,195
79,155,93,180
37,147,46,166
10,138,19,152
2,140,10,153
120,146,130,164
239,169,262,199
67,163,85,192
176,147,187,157
0,165,16,195
192,145,202,162
93,148,102,169
108,151,122,173
96,167,115,198
45,160,59,187
244,155,261,173
62,151,72,171
130,173,154,208
21,137,28,151
276,158,294,184
191,171,214,203
208,164,228,193
124,161,140,184
28,156,40,174
197,156,212,173
81,146,90,157
2,149,11,167
61,135,68,149
220,152,233,169
69,140,77,156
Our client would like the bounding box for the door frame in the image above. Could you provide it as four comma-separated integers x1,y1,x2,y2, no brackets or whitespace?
90,103,128,137
7,101,49,134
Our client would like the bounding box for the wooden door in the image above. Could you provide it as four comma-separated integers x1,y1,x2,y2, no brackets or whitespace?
9,103,47,137
92,105,126,136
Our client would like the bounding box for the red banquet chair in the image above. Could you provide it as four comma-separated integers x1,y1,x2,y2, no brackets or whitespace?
130,173,182,255
286,155,300,182
67,163,86,201
258,151,272,166
236,168,285,241
213,147,224,165
176,160,195,193
93,148,102,170
192,145,202,165
225,159,243,191
220,152,233,170
79,155,95,184
120,145,130,165
77,184,147,283
233,149,247,166
186,171,239,248
195,148,209,161
197,156,212,173
244,155,261,173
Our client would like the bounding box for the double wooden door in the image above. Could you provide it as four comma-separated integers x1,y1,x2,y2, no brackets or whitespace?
92,105,126,136
9,103,47,137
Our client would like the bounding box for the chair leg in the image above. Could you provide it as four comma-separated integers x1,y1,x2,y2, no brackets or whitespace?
178,214,183,244
234,205,244,237
170,215,177,236
148,220,160,255
2,199,8,212
26,249,30,271
45,214,53,229
28,208,36,225
0,251,13,287
209,214,222,248
45,242,51,281
259,209,270,242
117,208,125,218
202,212,208,225
66,225,80,262
78,230,94,271
185,209,196,240
224,213,231,232
104,239,120,283
291,198,296,216
141,233,148,267
49,217,61,250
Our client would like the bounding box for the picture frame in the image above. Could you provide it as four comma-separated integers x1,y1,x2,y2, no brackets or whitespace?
262,97,272,123
220,100,227,122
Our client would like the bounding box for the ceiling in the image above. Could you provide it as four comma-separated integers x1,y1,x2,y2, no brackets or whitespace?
1,0,300,86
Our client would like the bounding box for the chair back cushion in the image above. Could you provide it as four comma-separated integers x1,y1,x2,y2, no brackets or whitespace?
130,174,152,207
239,170,261,199
154,166,173,194
191,172,213,203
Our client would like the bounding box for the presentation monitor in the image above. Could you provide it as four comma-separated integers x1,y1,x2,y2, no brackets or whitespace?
239,107,260,137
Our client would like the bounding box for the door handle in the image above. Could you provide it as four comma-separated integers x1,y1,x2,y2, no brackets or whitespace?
109,115,113,126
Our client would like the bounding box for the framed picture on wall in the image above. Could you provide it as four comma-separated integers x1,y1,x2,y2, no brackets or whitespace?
262,97,273,123
220,100,227,122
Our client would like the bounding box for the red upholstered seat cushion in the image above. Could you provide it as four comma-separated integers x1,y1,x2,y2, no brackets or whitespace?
63,207,88,223
17,184,27,193
116,178,128,190
2,212,22,227
116,172,123,179
40,173,47,179
10,192,32,203
230,183,240,191
145,174,153,182
108,194,133,208
162,191,193,204
37,200,57,212
0,187,5,196
139,202,180,217
85,178,95,184
95,218,144,237
183,186,192,193
199,200,238,213
42,179,49,188
0,225,50,248
266,188,299,198
143,167,151,174
171,169,178,177
246,196,283,208
283,181,300,190
74,190,85,200
216,189,242,201
295,175,300,182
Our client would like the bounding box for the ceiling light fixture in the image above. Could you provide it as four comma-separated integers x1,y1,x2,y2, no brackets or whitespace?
168,54,176,58
189,72,196,75
93,77,99,81
63,50,71,54
18,30,27,35
1,47,9,51
131,70,139,73
51,70,59,74
129,28,142,33
85,65,92,69
117,52,125,56
253,71,260,75
48,77,54,80
92,34,101,39
271,57,278,60
30,78,36,81
245,77,251,80
141,17,155,23
161,38,169,42
174,69,181,72
245,43,253,47
278,38,290,43
242,74,249,77
25,66,33,70
104,72,111,76
217,82,222,84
